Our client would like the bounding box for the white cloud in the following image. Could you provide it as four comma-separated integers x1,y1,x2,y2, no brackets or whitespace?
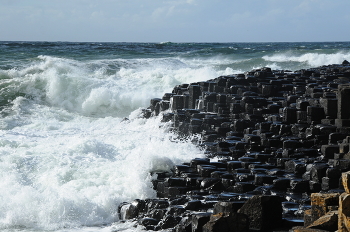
186,0,197,5
151,5,176,19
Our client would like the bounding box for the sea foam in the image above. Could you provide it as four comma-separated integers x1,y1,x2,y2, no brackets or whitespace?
263,51,350,68
0,54,210,230
0,107,204,230
1,55,234,118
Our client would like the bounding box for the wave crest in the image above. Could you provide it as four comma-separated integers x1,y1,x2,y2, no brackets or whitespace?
263,51,350,67
0,55,229,118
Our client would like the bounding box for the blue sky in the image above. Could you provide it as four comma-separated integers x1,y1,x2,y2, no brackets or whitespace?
0,0,349,42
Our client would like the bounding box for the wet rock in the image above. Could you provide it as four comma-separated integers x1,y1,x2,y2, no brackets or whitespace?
158,214,182,229
184,200,202,211
139,217,159,227
119,199,145,220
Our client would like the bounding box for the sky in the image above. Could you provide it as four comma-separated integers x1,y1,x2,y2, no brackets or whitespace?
0,0,349,43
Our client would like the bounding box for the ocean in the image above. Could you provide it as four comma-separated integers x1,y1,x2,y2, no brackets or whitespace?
0,41,349,232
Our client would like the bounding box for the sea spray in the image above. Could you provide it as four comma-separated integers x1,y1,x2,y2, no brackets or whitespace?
263,51,350,68
0,109,204,230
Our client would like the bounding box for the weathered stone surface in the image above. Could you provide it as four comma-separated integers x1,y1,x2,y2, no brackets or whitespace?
310,193,340,225
310,163,329,183
338,84,350,119
343,171,350,194
307,210,338,231
237,195,282,231
213,201,245,214
192,213,212,232
158,214,182,229
202,212,249,232
339,192,350,232
290,226,332,232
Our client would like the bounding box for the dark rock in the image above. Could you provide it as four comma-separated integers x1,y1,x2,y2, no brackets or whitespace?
307,210,338,231
119,199,145,220
139,217,159,227
290,179,310,193
310,163,329,183
184,200,202,211
213,201,245,214
238,195,283,231
338,84,350,119
191,212,212,232
147,209,166,220
202,212,249,232
146,199,169,211
158,214,182,229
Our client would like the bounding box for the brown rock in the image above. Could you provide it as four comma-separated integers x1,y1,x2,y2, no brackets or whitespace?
339,192,350,232
342,171,350,194
307,210,338,231
304,209,313,227
310,192,340,223
291,226,332,232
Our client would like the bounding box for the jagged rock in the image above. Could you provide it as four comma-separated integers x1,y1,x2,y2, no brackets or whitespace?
202,212,249,232
237,195,282,231
212,201,245,214
191,213,212,232
307,210,338,231
119,199,145,220
309,193,340,225
342,171,350,194
339,192,350,232
138,217,159,227
158,214,182,229
290,226,331,232
184,200,202,211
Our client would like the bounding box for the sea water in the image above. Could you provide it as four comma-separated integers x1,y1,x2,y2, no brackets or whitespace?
0,41,349,232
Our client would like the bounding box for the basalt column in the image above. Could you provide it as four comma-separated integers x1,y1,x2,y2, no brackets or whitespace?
337,85,350,128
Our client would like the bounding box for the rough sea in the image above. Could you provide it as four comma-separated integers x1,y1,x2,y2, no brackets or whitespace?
0,41,349,232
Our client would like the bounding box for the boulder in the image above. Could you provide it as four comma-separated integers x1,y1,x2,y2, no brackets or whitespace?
307,210,338,231
238,195,282,231
202,212,249,232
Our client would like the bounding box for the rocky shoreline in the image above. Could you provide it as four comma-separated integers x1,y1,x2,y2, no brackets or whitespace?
119,60,350,231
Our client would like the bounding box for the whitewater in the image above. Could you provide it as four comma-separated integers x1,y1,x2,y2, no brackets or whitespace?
0,41,349,232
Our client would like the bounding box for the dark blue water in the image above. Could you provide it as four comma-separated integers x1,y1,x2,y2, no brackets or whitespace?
1,41,350,68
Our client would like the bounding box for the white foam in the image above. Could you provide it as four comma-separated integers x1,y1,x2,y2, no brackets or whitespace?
0,104,204,230
1,55,240,118
263,51,350,68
